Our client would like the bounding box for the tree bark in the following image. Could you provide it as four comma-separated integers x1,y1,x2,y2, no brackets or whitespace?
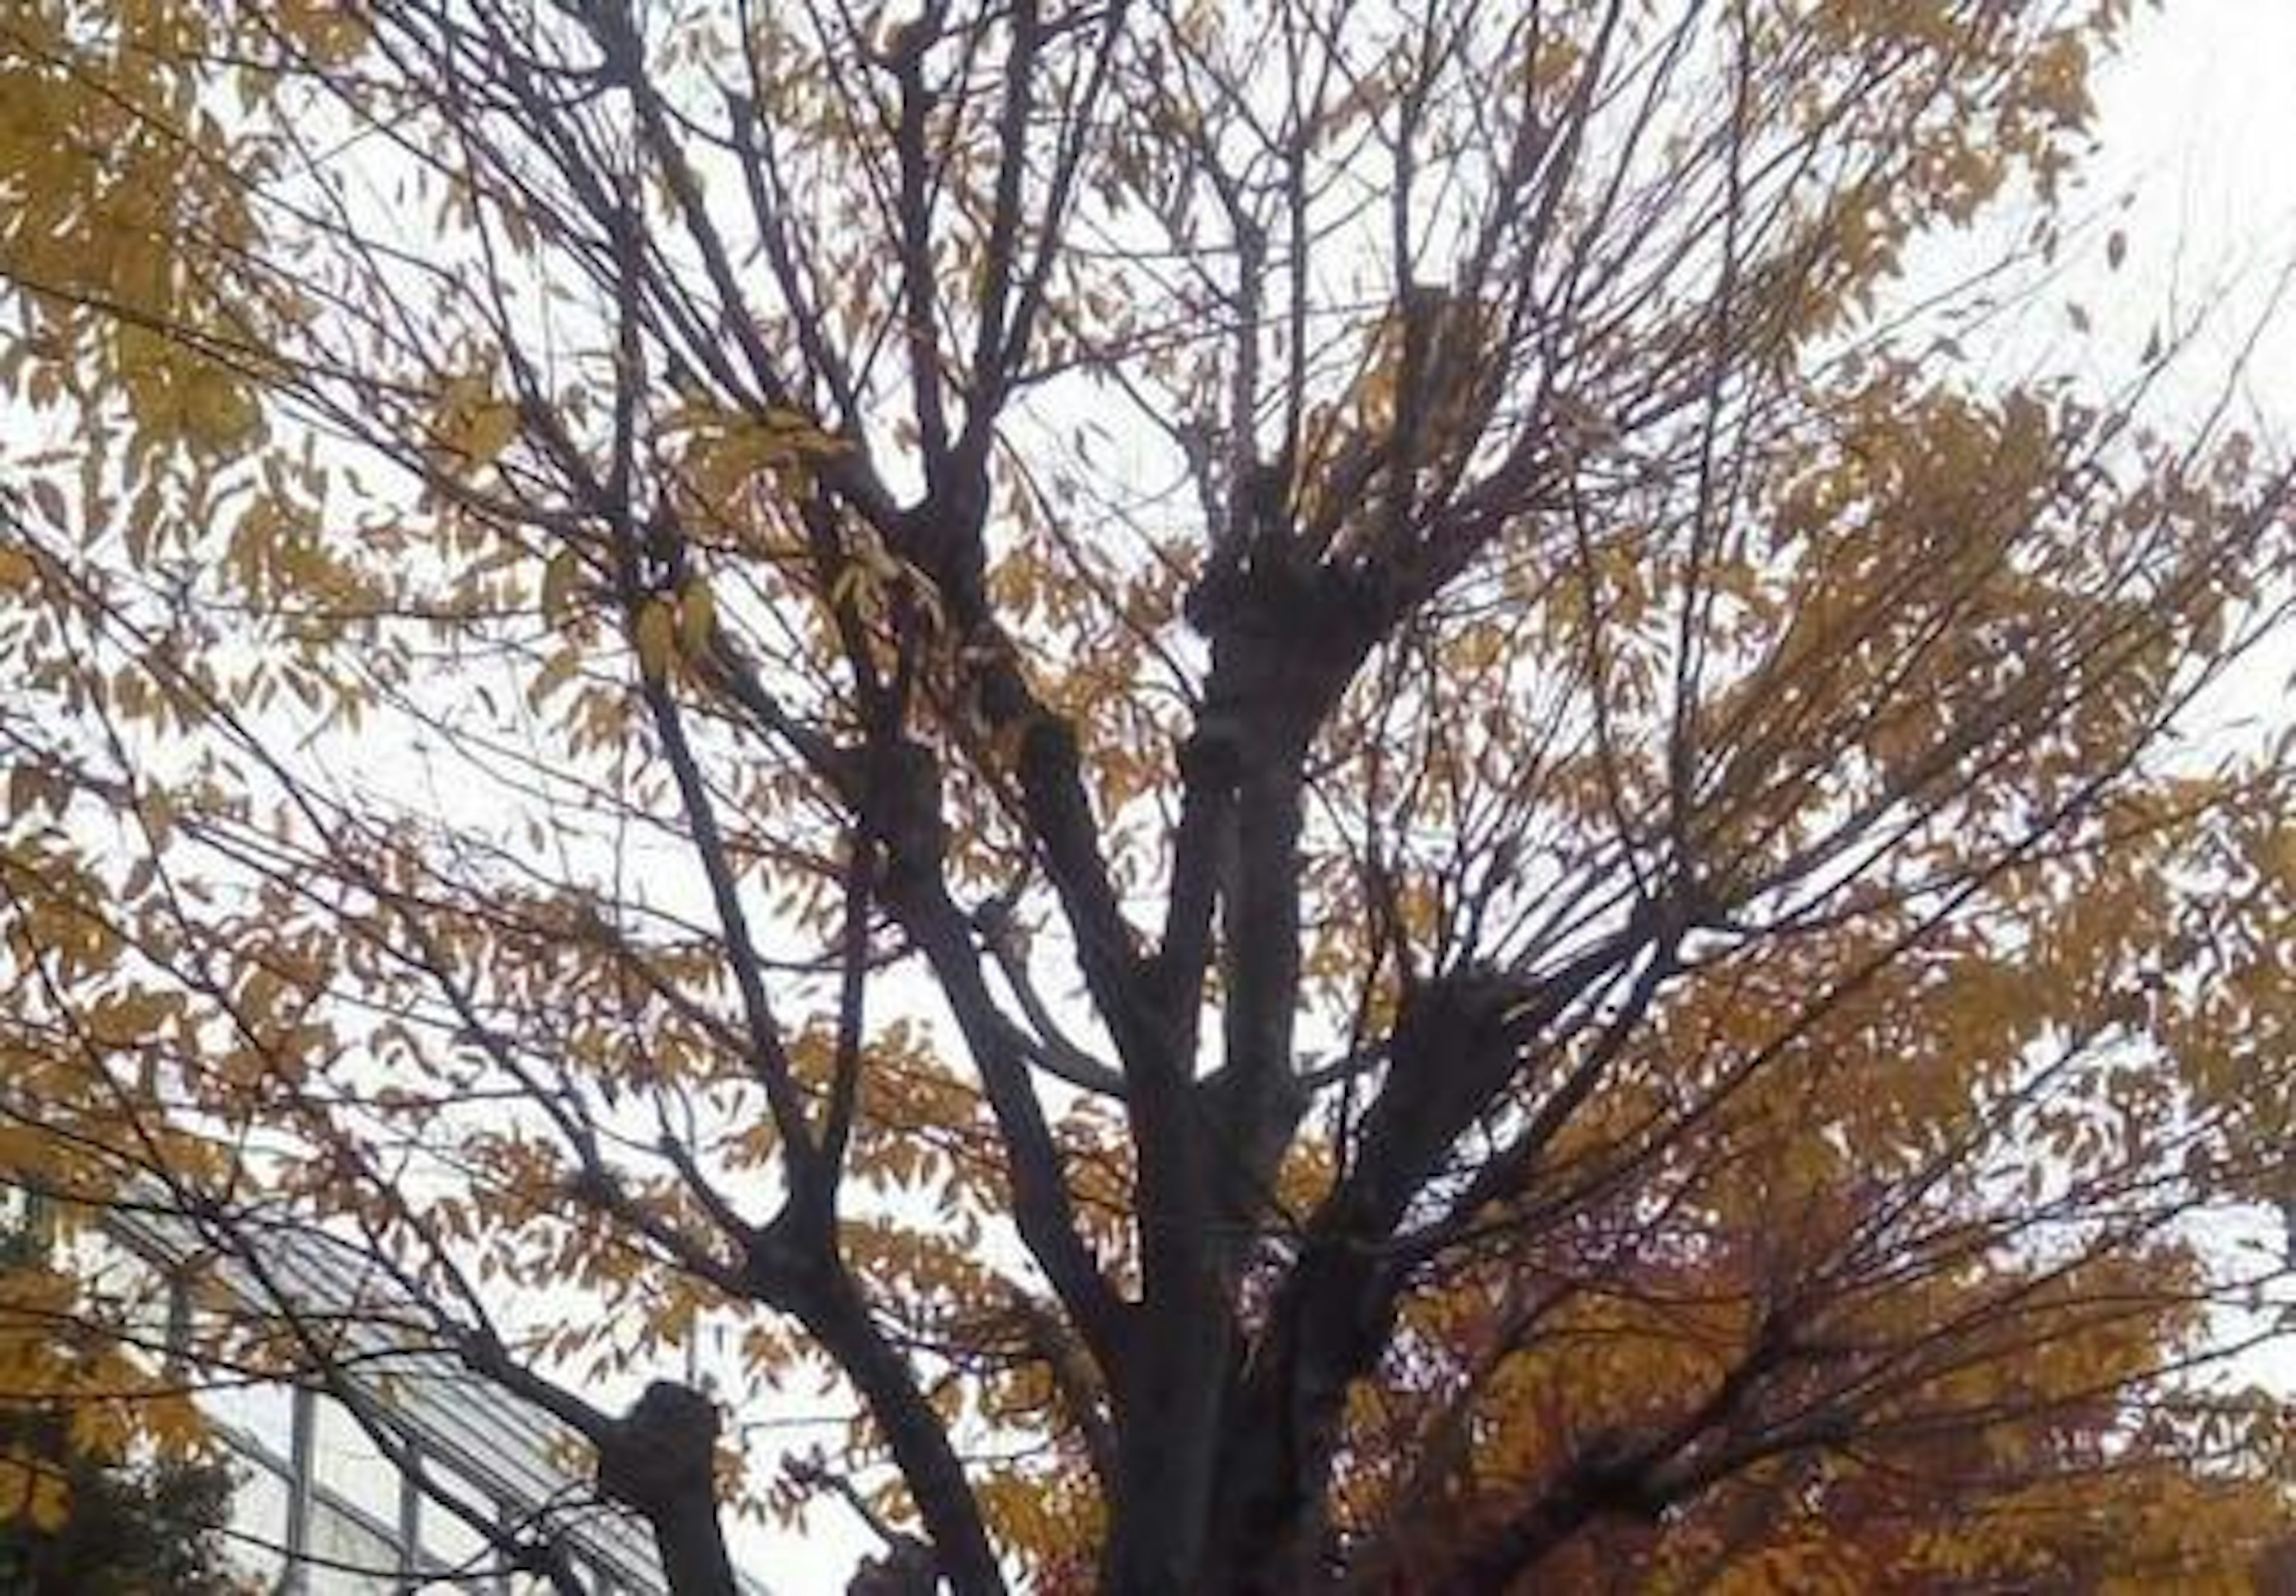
595,1381,739,1596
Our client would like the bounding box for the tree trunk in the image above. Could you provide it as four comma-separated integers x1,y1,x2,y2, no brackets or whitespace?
594,1381,738,1596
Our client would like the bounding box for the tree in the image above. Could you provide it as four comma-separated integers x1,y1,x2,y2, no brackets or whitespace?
0,1441,244,1596
2,0,2294,1590
0,1200,242,1595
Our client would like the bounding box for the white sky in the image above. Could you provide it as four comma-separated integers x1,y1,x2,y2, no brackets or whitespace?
2099,2,2296,261
2088,1,2296,438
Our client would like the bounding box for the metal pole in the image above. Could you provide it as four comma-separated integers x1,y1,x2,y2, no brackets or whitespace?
282,1386,317,1594
397,1441,424,1588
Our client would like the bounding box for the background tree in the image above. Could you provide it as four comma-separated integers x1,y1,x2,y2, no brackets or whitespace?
0,1440,244,1596
0,1199,242,1595
3,0,2295,1592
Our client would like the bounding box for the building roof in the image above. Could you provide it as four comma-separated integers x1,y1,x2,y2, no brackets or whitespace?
102,1200,773,1595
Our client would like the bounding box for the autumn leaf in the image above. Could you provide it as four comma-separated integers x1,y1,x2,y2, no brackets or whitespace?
634,597,676,682
1,3,2291,1593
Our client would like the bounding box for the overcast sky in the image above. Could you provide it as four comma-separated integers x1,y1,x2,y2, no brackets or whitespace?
2102,2,2296,260
2090,1,2296,438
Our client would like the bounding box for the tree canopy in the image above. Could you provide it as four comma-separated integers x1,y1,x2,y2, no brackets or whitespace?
0,1426,243,1596
0,1201,242,1594
4,0,2295,1591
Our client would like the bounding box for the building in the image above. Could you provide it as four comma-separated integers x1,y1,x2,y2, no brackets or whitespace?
100,1203,769,1595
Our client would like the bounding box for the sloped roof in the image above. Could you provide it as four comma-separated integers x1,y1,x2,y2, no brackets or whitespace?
102,1200,773,1596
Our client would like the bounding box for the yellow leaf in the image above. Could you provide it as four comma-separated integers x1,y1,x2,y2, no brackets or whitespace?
182,368,259,451
25,1464,66,1534
677,579,716,658
463,400,519,467
529,644,582,707
0,1454,69,1533
539,548,584,625
634,598,676,682
277,0,368,65
433,374,518,472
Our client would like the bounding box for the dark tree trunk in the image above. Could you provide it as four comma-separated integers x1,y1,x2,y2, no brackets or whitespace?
594,1381,739,1596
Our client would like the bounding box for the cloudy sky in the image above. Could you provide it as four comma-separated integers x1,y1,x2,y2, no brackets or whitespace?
2090,1,2296,438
